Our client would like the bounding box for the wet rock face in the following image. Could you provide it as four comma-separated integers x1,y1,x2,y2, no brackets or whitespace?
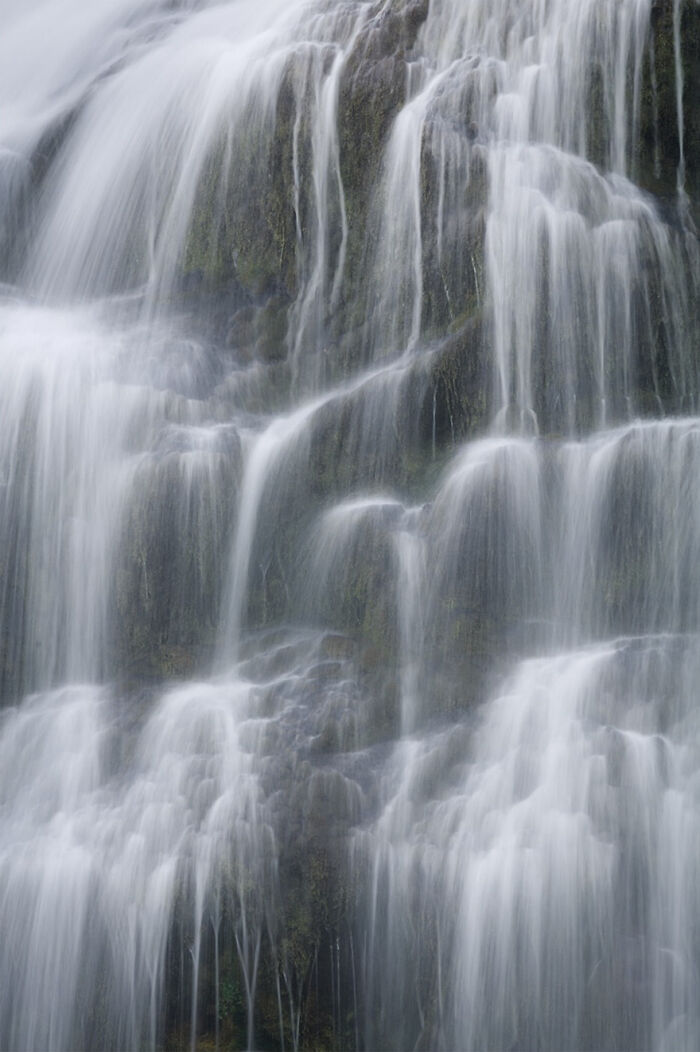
638,0,700,213
684,4,700,211
177,0,699,437
114,445,240,682
336,0,429,288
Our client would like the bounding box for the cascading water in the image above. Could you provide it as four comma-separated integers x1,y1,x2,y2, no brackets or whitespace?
0,0,699,1049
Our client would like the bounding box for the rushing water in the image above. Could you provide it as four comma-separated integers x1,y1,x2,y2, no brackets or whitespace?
0,0,699,1049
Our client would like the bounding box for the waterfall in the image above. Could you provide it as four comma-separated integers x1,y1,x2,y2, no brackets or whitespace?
0,0,698,1049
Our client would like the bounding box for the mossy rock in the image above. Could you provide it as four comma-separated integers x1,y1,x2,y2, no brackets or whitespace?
419,314,487,450
637,0,700,216
182,65,300,303
114,441,239,680
334,0,429,338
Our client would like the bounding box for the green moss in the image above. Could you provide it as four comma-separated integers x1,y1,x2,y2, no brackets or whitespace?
182,75,299,302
